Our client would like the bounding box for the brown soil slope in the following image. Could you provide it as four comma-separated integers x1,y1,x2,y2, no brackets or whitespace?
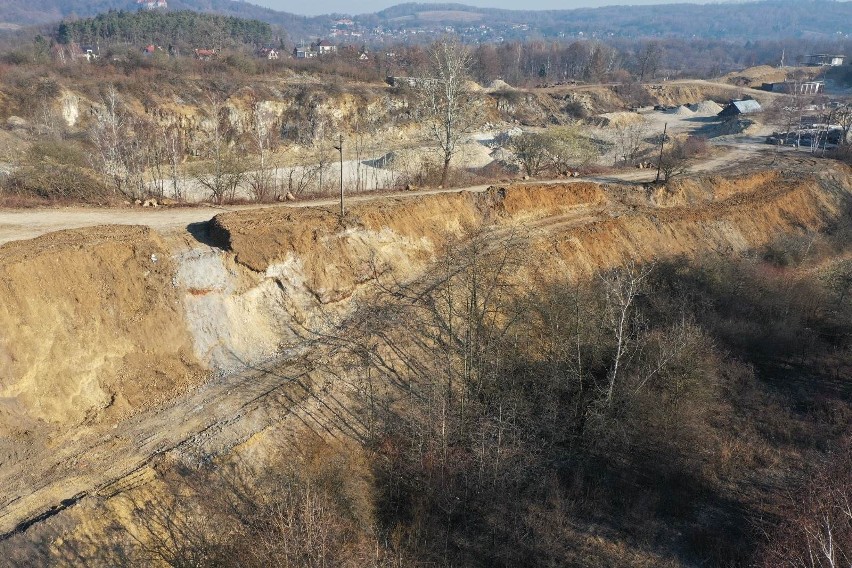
0,226,202,432
212,167,850,286
0,163,850,549
542,173,848,278
0,163,849,454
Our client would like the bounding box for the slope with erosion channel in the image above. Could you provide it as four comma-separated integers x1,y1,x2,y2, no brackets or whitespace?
0,162,851,544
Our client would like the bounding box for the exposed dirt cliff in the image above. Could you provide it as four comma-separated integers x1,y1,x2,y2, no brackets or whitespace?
0,226,204,447
211,165,849,288
0,160,849,468
0,159,851,559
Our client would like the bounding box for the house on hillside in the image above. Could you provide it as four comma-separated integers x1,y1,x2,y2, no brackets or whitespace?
806,54,845,66
313,39,337,54
718,99,762,117
293,40,337,59
293,46,317,59
80,45,98,61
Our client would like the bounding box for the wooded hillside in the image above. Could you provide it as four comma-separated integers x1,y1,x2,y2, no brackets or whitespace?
56,11,272,48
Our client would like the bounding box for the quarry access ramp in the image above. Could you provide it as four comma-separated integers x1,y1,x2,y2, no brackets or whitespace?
0,143,765,247
0,179,612,246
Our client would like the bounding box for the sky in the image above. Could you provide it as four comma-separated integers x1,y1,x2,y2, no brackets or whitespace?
248,0,703,16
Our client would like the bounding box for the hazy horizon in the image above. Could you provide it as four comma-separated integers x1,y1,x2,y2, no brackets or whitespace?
248,0,720,16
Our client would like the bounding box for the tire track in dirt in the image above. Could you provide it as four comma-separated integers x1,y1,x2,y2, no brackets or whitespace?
0,360,312,540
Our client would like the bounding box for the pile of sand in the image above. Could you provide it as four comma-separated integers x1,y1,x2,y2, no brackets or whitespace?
464,80,484,92
0,226,203,427
666,105,695,116
599,112,646,127
489,79,514,91
703,118,760,138
690,100,723,115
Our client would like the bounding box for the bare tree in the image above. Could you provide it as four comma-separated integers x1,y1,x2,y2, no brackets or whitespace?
508,128,597,177
247,98,278,202
835,103,852,148
193,93,247,204
287,164,319,196
543,126,597,175
420,38,477,188
636,41,661,82
657,135,706,183
612,119,649,166
508,132,550,176
162,124,185,200
766,92,812,148
599,261,653,405
33,94,64,140
759,446,852,568
90,85,141,198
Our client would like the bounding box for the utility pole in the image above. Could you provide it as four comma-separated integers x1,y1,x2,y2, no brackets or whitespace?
655,122,667,183
333,134,344,217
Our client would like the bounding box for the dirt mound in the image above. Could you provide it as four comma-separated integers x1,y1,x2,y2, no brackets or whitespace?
531,168,851,278
651,81,773,107
721,65,818,88
722,65,786,87
209,195,478,303
690,100,723,115
599,112,645,127
493,183,608,220
209,183,609,287
489,79,514,91
666,105,695,116
652,170,781,207
0,226,203,429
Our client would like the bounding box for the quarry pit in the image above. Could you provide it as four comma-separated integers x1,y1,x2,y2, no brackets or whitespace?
0,153,851,558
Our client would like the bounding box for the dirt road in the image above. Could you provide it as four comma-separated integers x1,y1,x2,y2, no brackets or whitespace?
0,356,313,539
0,182,600,246
0,145,769,247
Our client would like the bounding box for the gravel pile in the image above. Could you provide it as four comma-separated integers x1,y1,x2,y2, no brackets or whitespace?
691,100,723,115
666,105,695,116
489,79,514,90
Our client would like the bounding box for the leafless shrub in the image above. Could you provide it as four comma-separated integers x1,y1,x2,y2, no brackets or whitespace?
758,442,852,568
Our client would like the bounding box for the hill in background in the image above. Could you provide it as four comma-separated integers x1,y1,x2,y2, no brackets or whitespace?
365,0,852,41
0,0,331,38
2,0,852,43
